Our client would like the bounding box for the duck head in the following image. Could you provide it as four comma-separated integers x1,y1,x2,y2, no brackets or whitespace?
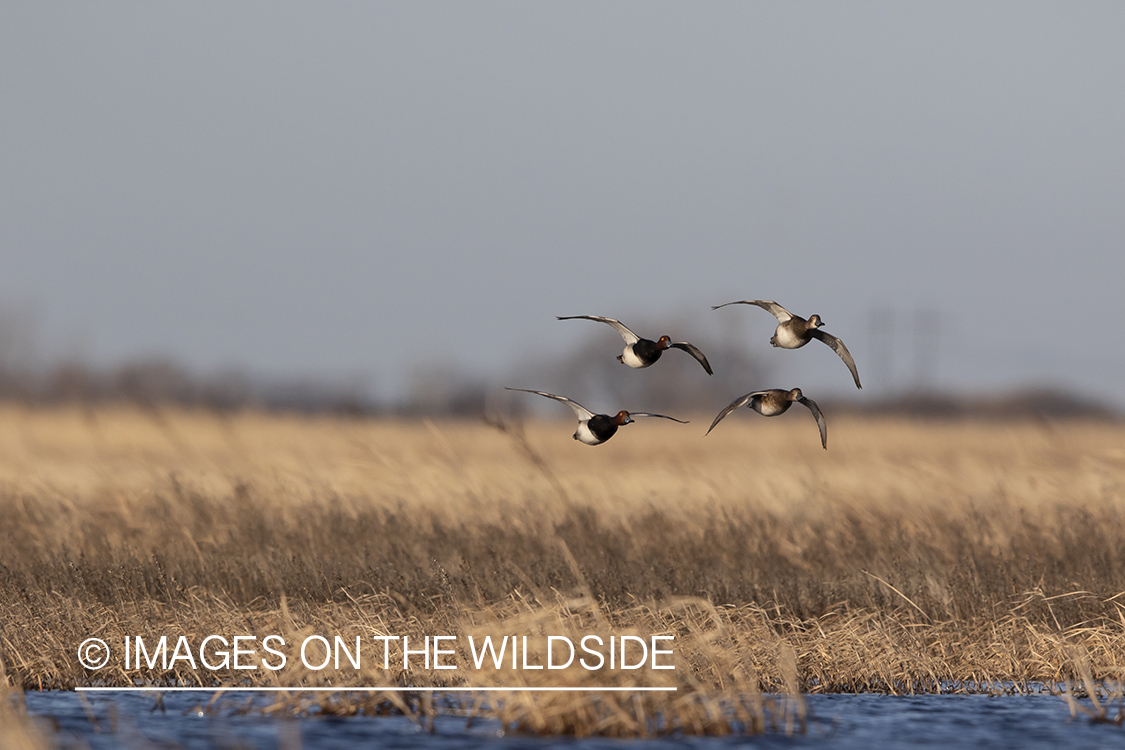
808,315,824,328
614,410,634,425
788,388,804,400
657,335,672,349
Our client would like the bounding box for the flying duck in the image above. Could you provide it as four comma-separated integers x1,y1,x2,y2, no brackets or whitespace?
706,387,828,449
557,315,713,375
506,388,688,446
711,300,861,389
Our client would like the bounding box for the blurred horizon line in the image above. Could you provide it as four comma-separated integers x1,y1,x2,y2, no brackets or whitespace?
0,352,1117,421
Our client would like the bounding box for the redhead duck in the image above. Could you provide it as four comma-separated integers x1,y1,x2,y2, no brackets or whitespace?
712,300,861,389
506,387,688,446
557,315,713,375
706,387,827,449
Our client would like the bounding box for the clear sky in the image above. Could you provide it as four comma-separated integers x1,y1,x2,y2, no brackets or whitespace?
2,3,1123,407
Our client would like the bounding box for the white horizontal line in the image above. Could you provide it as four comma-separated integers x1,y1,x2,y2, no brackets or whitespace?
75,686,677,693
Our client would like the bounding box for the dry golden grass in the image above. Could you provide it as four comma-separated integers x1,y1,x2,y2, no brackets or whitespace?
0,664,51,750
1,404,1124,735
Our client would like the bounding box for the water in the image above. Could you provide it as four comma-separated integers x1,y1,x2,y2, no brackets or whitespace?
19,691,1125,749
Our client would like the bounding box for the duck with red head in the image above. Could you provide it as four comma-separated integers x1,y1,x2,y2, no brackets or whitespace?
557,316,713,375
506,389,686,446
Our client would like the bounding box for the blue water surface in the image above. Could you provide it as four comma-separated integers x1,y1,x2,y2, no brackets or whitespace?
20,690,1125,749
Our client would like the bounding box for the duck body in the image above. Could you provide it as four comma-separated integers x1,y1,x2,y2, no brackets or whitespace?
748,391,795,417
770,318,815,350
618,335,668,368
576,412,629,445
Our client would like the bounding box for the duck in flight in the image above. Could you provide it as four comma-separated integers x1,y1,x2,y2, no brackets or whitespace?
706,387,828,449
557,315,713,375
506,388,688,446
711,300,861,389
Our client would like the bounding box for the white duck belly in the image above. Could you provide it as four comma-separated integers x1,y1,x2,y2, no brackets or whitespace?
573,421,605,445
772,325,808,349
752,399,791,417
620,345,651,369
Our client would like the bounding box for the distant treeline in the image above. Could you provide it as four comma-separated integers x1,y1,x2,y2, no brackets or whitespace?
0,300,1116,419
0,358,377,415
0,355,1117,420
831,388,1120,420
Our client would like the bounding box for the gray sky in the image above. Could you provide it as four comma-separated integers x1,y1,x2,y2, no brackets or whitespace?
2,2,1123,406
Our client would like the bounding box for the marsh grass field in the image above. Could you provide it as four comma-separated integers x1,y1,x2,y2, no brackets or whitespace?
2,404,1125,737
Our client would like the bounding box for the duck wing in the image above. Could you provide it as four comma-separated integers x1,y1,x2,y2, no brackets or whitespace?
796,395,828,450
669,341,713,375
809,329,862,389
711,300,794,323
557,315,640,345
505,388,596,421
705,390,769,435
629,412,690,424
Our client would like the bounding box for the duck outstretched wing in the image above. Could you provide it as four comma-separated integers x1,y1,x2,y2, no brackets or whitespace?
557,315,640,345
711,300,794,323
505,388,596,421
669,341,713,375
630,412,689,424
810,329,862,389
797,395,828,450
705,391,768,435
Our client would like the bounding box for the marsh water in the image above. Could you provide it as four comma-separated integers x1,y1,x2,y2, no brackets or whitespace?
22,690,1124,749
